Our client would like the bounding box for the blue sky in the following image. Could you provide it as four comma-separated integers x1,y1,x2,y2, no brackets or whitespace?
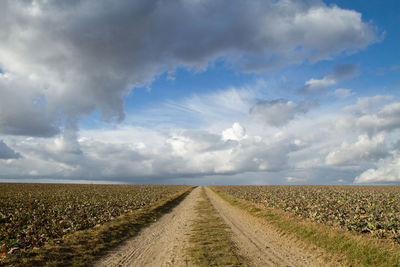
118,0,399,126
0,0,399,184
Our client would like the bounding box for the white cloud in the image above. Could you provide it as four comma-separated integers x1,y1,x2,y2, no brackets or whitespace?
1,89,398,184
302,63,358,93
355,155,400,183
0,0,377,138
343,95,393,113
0,120,297,181
0,72,59,137
304,76,337,91
222,123,248,141
0,140,21,159
0,1,387,184
180,88,255,124
286,176,306,183
325,134,389,166
338,98,400,135
333,88,354,98
249,99,310,127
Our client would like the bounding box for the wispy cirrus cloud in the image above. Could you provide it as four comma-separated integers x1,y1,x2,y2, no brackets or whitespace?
333,88,355,99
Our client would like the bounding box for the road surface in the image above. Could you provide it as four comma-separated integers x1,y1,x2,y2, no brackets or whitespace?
96,187,341,266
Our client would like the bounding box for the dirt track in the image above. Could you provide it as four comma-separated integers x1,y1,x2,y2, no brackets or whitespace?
96,187,200,267
204,187,336,267
96,187,338,266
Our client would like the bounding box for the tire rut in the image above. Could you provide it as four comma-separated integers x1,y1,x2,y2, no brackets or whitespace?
95,187,201,267
96,186,339,267
205,187,335,267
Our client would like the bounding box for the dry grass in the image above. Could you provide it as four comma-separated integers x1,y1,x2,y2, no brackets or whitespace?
188,187,247,266
211,187,400,267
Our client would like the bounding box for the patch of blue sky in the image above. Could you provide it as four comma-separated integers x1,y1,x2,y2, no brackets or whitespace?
124,59,256,112
80,0,399,132
325,0,399,94
78,109,105,130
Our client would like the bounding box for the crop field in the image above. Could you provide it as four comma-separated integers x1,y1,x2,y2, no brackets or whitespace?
214,185,400,244
0,183,190,256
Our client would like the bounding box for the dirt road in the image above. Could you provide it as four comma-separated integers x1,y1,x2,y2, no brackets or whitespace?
204,187,335,267
96,187,201,267
96,186,338,266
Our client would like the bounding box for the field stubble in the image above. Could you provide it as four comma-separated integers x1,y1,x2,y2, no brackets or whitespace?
214,185,400,244
0,183,191,263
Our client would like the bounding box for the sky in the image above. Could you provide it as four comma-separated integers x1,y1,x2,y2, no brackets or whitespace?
0,0,399,185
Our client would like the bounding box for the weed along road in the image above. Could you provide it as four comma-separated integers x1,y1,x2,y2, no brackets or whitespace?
96,186,342,267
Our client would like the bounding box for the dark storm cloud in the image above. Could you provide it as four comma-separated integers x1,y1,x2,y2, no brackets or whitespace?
0,73,60,137
0,0,388,184
0,0,377,137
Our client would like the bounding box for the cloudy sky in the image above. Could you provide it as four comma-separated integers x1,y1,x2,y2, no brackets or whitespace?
0,0,399,185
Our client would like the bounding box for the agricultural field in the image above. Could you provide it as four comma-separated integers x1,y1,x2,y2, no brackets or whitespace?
0,183,191,256
214,185,400,244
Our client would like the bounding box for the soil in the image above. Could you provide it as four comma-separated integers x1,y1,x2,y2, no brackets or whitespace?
95,187,201,267
96,187,342,266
